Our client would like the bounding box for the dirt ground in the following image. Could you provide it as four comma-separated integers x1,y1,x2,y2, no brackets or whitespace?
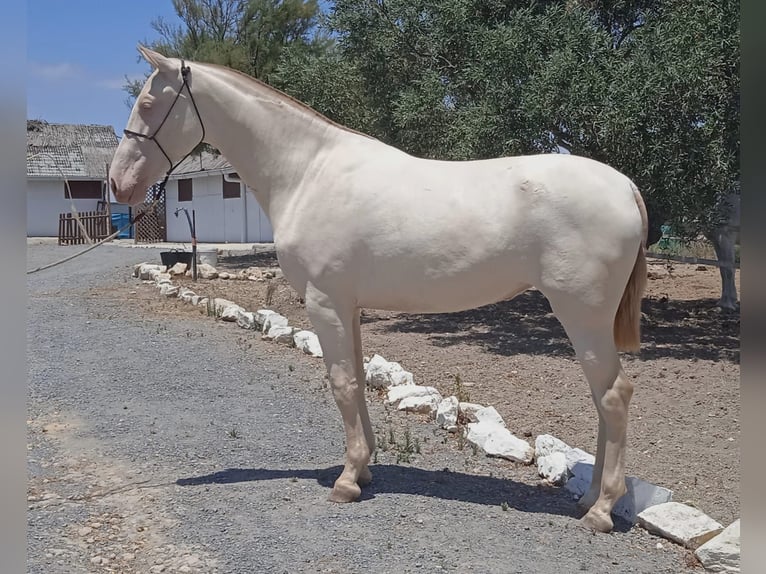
133,251,740,529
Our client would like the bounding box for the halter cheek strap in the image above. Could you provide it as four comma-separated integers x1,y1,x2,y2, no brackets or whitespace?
123,61,206,202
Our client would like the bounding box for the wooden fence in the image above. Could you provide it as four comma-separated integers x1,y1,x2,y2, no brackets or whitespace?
133,195,167,244
58,211,111,245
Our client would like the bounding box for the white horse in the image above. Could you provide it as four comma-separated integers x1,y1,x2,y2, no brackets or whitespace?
110,46,648,533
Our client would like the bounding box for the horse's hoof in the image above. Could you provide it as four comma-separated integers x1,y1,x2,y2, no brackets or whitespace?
579,510,614,533
357,467,373,487
328,481,361,503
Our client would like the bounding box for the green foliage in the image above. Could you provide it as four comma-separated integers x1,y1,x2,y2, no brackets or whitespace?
124,0,325,106
276,0,739,238
129,0,739,239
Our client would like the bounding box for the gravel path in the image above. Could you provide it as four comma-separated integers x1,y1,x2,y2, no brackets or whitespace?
27,242,694,573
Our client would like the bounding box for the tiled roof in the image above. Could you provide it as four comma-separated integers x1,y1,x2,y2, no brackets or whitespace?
170,149,233,176
26,120,119,179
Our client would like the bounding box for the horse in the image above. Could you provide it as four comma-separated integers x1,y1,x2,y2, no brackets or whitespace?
109,46,648,534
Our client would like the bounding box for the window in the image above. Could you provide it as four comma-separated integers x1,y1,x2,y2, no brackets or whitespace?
222,175,240,199
178,178,193,202
65,180,102,199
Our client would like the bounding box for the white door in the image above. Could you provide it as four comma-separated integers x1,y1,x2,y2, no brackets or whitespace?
245,187,273,242
223,184,243,243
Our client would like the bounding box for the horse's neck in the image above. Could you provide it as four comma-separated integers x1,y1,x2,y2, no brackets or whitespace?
195,66,341,227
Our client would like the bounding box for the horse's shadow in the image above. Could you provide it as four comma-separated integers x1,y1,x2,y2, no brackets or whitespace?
175,464,633,532
362,290,740,363
219,251,739,363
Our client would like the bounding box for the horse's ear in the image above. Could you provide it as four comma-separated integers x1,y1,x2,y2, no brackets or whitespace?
137,44,175,74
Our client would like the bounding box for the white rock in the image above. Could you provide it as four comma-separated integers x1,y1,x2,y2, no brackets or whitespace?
197,263,218,279
436,396,459,431
177,287,195,301
236,311,257,330
265,325,295,344
220,304,245,322
190,295,202,306
386,384,441,405
211,298,242,320
138,263,165,280
565,447,596,472
637,502,723,549
474,406,505,427
364,354,413,388
614,477,674,524
219,272,230,280
293,330,323,357
535,434,572,459
537,451,569,485
694,519,740,573
168,262,187,275
160,284,179,297
262,313,288,333
255,309,276,328
565,457,673,523
389,370,414,387
464,421,534,464
398,393,441,415
458,402,485,422
154,272,172,283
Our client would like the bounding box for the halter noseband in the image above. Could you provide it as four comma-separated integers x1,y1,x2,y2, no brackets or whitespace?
123,61,206,201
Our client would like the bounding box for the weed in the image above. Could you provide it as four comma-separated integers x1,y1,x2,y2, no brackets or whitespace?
395,428,416,463
452,372,470,403
288,364,295,372
501,501,509,511
228,427,239,439
265,283,276,306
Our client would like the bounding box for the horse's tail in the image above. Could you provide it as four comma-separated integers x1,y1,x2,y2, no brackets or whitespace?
614,183,648,352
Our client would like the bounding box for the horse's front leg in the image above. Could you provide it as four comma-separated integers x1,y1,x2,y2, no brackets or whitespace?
305,284,373,502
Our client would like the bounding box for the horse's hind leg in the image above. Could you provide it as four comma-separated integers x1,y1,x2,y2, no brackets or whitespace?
352,308,375,486
305,283,373,502
548,299,633,533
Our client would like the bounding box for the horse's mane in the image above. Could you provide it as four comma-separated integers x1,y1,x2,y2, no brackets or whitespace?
201,62,375,141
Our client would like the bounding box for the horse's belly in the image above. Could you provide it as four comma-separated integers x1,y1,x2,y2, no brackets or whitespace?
356,265,531,314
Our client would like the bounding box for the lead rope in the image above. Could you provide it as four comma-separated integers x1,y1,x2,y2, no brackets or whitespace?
26,183,165,275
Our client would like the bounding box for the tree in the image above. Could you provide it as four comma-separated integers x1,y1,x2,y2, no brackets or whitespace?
124,0,326,105
275,0,739,243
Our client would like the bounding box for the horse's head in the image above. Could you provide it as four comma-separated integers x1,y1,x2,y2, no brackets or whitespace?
109,45,204,206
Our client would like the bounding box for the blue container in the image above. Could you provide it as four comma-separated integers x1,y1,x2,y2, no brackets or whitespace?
111,213,132,239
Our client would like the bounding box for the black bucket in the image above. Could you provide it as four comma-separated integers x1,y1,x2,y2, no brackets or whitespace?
160,250,193,268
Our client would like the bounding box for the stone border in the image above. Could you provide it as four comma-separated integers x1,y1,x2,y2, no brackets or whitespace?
132,261,740,572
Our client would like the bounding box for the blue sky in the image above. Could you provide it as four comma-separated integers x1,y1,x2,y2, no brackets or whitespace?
27,1,184,134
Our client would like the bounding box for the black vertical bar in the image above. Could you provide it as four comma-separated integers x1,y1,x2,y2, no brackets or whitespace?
192,209,197,281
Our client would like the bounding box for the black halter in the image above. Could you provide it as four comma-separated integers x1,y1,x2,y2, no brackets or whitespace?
123,61,205,201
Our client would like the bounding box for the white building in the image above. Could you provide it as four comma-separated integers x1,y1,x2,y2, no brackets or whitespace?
26,120,127,237
163,150,273,243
